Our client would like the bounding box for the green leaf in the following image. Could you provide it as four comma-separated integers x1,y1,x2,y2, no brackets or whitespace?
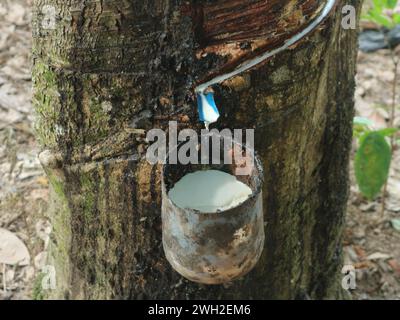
355,132,392,200
391,219,400,231
372,0,384,11
353,128,367,139
361,13,373,22
386,0,398,9
393,13,400,24
369,10,394,28
353,117,373,139
366,0,397,27
376,127,399,137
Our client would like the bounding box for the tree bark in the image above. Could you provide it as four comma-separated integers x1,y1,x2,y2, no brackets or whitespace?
32,0,362,299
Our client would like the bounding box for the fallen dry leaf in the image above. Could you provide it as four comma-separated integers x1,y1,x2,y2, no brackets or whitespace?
354,245,367,260
354,261,372,269
368,110,388,130
0,228,30,265
387,259,400,276
36,176,49,187
367,252,391,261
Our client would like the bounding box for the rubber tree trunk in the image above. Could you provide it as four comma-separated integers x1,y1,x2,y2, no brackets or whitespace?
32,0,361,299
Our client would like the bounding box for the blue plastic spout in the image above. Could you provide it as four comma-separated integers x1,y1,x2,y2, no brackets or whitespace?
197,92,220,129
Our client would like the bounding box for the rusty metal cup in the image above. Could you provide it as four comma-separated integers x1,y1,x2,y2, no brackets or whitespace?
161,135,264,284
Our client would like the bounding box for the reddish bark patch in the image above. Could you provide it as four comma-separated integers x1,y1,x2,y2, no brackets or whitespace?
183,0,331,86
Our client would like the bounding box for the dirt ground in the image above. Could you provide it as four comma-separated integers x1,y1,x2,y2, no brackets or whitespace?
0,0,399,300
345,49,400,299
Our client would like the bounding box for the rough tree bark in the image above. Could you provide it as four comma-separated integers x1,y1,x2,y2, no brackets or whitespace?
32,0,362,299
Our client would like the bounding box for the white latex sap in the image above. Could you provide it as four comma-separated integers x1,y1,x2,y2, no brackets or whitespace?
168,170,252,213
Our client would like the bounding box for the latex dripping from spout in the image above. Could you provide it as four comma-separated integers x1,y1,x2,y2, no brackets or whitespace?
196,91,220,130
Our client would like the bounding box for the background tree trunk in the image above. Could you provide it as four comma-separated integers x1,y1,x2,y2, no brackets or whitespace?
32,0,362,299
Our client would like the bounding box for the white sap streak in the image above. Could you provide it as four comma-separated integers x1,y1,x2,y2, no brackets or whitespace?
168,170,252,213
195,0,337,93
